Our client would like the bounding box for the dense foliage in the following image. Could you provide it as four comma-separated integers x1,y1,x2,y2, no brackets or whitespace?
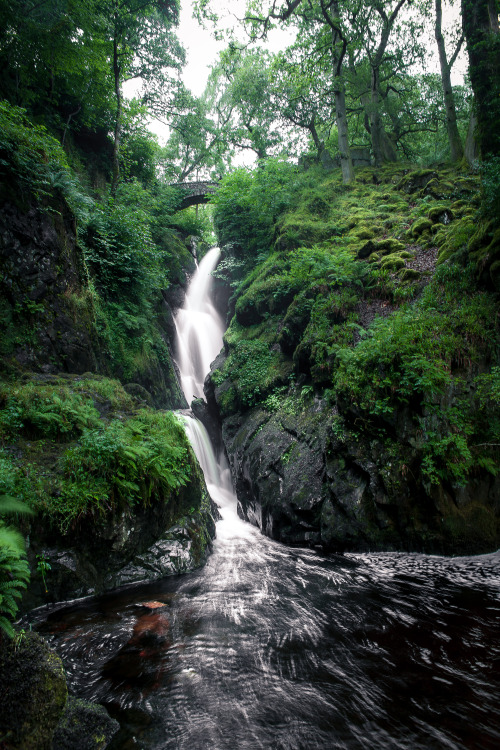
211,163,499,497
0,377,194,536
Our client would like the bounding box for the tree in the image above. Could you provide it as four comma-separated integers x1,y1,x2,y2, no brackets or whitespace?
462,0,500,159
435,0,464,161
160,85,233,181
251,1,357,181
0,0,114,134
210,47,283,160
270,43,337,164
360,0,414,166
104,0,184,195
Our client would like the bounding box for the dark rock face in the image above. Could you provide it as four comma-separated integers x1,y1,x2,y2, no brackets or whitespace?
207,371,500,555
0,198,186,409
22,485,218,612
0,199,99,374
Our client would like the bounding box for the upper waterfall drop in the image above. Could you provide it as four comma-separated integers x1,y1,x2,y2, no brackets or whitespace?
174,247,225,406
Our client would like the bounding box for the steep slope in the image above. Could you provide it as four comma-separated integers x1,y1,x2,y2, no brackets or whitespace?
207,164,500,555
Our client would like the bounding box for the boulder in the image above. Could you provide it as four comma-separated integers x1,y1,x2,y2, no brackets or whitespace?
0,631,67,750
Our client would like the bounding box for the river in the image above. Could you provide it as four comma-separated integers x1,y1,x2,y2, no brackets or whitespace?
33,247,500,750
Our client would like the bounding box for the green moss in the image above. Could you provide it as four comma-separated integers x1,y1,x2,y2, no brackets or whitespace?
358,238,406,259
355,228,376,240
411,218,433,237
380,255,405,271
0,631,67,750
397,169,437,193
0,378,195,534
53,697,118,750
428,206,454,224
423,178,454,198
220,339,294,411
399,268,421,281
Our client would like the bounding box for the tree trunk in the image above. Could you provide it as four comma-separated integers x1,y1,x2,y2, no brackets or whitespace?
380,128,398,162
464,109,480,164
111,35,121,198
369,67,384,167
435,0,464,161
462,0,500,159
334,85,355,183
328,4,354,184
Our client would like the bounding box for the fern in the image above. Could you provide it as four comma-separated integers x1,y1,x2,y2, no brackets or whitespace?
0,494,32,638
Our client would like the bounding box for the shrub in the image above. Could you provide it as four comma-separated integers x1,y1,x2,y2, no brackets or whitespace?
49,410,192,531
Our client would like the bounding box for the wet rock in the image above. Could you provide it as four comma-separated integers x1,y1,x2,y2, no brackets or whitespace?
101,494,217,590
22,484,217,611
52,698,118,750
209,363,500,554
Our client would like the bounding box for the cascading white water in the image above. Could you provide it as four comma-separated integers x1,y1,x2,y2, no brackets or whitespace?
174,247,248,538
174,247,225,405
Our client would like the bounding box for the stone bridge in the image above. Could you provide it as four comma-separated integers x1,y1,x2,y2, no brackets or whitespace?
170,181,219,210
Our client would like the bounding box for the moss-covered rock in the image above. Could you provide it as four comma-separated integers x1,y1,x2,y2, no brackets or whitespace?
397,169,437,194
0,631,67,750
411,218,433,237
358,238,406,259
428,206,454,224
380,255,406,271
399,268,421,281
52,698,119,750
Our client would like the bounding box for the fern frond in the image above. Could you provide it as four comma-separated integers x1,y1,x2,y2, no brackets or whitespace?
0,615,15,638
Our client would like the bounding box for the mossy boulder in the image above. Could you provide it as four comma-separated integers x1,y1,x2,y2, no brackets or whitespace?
0,631,67,750
52,698,119,750
399,268,421,281
411,218,433,237
358,238,406,259
422,178,454,199
380,255,405,271
397,169,437,194
355,227,376,240
428,206,454,224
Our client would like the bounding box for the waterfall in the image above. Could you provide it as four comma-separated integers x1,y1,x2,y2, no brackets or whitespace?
174,247,225,405
174,247,245,536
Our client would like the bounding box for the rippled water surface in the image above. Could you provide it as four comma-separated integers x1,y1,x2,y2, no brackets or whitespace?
33,506,500,750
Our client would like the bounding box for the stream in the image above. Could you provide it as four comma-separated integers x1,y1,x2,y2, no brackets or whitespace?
32,248,500,749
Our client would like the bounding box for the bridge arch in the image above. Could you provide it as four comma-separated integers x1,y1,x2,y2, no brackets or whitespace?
170,181,219,210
